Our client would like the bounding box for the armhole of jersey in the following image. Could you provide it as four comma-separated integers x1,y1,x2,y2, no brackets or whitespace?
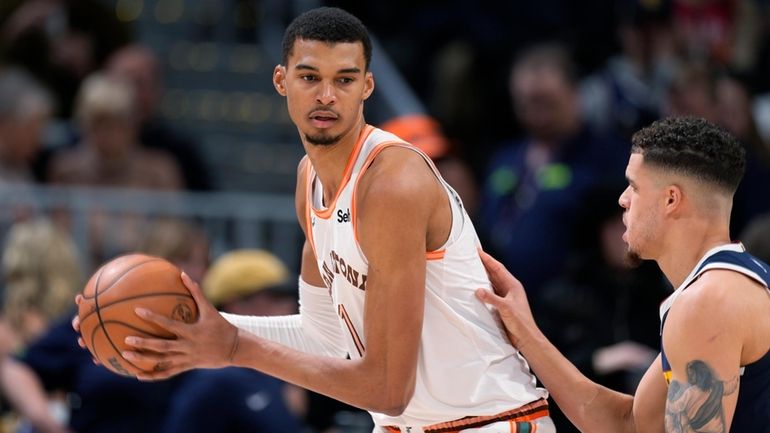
350,142,450,261
659,262,761,386
303,160,318,260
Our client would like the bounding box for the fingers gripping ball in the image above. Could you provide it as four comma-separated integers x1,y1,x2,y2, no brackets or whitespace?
78,254,199,377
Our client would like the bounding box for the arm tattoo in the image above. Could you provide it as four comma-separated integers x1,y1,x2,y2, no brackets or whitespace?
664,360,739,433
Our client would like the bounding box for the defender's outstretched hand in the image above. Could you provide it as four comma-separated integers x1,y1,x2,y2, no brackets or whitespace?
122,272,240,381
475,251,539,350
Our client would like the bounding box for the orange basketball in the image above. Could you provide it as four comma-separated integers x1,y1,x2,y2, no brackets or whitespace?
78,254,199,377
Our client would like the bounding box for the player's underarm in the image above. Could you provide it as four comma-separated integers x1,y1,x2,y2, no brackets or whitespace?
664,359,738,433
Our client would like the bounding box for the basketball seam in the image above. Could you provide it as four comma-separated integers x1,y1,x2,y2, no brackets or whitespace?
79,292,195,324
87,266,106,365
93,256,166,376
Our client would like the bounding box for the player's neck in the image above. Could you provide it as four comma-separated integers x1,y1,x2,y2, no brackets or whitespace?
303,120,367,204
655,220,732,288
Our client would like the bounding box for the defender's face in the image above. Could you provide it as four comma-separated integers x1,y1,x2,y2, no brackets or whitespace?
618,153,665,263
274,39,374,147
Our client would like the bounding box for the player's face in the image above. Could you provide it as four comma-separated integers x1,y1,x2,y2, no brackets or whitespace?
273,39,374,147
618,153,665,265
84,115,137,158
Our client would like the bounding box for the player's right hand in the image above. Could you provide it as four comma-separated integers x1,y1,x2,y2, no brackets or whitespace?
122,272,240,381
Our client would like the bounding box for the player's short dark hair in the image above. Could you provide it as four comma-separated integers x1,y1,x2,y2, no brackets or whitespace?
631,117,745,193
281,7,372,70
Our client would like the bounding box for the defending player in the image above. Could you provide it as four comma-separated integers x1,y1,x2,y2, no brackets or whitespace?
477,117,770,433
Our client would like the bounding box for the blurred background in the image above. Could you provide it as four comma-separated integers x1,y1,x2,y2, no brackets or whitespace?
1,0,770,432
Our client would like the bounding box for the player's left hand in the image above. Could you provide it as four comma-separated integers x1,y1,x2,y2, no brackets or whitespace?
475,251,539,350
122,272,240,381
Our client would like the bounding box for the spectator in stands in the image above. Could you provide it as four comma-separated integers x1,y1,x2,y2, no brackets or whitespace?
664,62,770,236
0,314,185,433
0,218,83,433
741,213,770,263
1,218,83,351
0,68,52,184
0,0,130,118
0,218,211,433
0,217,182,433
670,0,741,66
106,45,212,191
162,249,305,433
477,43,628,301
47,72,183,189
136,217,210,284
663,58,719,122
714,71,770,235
580,0,677,139
535,187,671,433
46,73,184,262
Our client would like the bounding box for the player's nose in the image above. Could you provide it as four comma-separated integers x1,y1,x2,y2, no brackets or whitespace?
618,187,630,209
316,82,337,105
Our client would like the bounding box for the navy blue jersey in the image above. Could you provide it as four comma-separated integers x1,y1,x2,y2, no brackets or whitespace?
660,245,770,433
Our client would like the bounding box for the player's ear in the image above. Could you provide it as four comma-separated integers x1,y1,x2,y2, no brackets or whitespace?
664,184,682,215
362,71,374,101
273,65,287,96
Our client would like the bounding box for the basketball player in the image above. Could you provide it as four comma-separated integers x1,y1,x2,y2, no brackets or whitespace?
80,7,555,433
477,117,770,432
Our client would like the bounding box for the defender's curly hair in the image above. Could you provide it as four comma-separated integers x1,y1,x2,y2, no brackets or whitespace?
281,7,372,69
631,117,745,193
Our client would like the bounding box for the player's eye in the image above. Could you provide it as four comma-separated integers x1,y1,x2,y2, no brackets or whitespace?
301,75,318,82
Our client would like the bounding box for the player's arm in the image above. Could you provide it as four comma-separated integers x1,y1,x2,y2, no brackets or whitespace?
218,148,429,414
218,157,346,357
661,271,745,433
124,153,432,415
476,251,667,433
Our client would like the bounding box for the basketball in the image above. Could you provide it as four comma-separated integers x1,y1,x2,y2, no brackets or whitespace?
78,254,199,377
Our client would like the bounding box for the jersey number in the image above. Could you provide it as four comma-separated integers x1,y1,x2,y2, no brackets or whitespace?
338,304,365,357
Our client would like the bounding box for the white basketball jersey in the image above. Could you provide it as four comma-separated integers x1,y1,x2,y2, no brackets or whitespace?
305,125,547,429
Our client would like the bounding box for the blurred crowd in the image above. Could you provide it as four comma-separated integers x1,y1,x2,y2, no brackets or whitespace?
1,0,770,433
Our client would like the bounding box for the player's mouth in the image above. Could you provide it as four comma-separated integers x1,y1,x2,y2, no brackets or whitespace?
309,110,339,128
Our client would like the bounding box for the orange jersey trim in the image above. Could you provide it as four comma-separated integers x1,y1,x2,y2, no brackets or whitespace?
302,157,318,259
422,399,549,433
425,249,446,261
309,125,374,220
383,400,548,433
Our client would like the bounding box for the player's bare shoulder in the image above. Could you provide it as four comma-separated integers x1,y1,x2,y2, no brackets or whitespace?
670,271,746,326
668,269,770,363
356,146,441,211
355,146,451,253
684,269,769,315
